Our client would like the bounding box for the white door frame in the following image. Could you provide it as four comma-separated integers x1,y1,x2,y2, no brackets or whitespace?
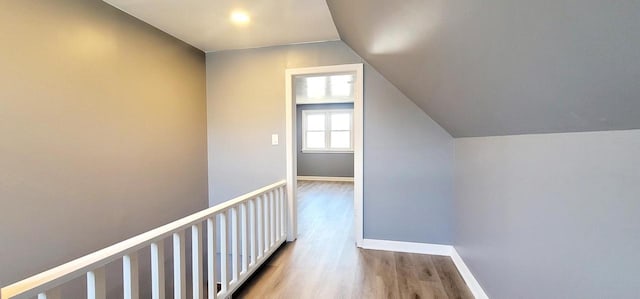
285,63,364,247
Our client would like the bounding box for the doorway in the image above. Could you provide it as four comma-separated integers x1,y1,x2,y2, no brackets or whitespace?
284,64,363,246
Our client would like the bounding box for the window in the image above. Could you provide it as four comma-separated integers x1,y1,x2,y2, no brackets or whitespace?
302,109,353,152
295,73,356,104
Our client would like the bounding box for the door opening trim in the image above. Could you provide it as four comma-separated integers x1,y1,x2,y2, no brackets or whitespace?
284,63,364,246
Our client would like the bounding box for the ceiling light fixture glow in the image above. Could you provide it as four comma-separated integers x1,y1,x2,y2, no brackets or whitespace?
230,11,250,25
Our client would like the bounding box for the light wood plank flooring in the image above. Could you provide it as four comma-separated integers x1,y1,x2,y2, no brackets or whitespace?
234,181,473,299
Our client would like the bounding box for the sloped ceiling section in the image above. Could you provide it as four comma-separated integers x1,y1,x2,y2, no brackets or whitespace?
327,0,640,137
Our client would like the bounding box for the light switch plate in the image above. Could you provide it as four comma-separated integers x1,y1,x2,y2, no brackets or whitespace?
271,134,279,145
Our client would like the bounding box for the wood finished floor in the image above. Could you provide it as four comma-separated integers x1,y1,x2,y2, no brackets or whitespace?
234,181,473,299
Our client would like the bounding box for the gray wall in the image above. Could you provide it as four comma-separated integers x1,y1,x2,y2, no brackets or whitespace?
296,103,354,178
0,0,208,292
206,41,454,244
454,130,640,299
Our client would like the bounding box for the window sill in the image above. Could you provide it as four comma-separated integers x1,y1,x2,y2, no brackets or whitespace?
301,150,354,154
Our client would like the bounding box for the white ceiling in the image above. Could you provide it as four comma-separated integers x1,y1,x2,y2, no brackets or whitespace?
103,0,340,52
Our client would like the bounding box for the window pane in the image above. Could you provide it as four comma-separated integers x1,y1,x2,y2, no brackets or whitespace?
306,132,325,149
306,114,325,131
330,131,351,149
306,77,326,98
331,113,351,130
330,75,354,97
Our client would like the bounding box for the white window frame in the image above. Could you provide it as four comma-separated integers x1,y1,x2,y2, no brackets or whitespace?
301,109,354,153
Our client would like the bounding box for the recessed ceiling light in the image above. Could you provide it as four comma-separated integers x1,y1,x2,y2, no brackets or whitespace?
230,11,250,25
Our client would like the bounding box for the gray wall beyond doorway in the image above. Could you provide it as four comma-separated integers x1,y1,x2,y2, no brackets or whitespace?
296,103,354,177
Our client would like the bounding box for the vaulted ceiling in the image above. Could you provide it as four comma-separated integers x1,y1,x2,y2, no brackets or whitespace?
327,0,640,137
103,0,640,137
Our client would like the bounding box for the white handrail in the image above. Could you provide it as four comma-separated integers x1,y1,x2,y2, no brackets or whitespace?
1,180,287,299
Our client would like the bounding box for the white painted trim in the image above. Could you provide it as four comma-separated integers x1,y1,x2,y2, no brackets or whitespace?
450,248,489,299
360,239,453,256
301,109,354,152
285,68,297,242
360,239,489,299
297,176,354,182
301,150,354,154
296,98,354,105
285,63,364,246
353,64,364,248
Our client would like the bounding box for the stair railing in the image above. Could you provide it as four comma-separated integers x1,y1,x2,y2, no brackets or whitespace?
1,180,288,299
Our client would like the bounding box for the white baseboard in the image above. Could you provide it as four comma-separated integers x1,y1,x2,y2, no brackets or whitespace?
450,248,489,299
360,239,488,299
360,238,453,256
296,176,354,182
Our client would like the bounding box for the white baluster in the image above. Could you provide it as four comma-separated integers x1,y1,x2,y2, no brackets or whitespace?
249,199,257,266
270,191,276,247
173,231,186,299
264,193,270,252
278,187,285,240
207,218,217,299
256,196,264,259
231,207,240,283
219,212,228,292
37,288,60,299
87,267,106,299
123,253,139,299
275,188,281,242
192,224,203,299
282,186,288,237
241,203,248,275
150,241,165,299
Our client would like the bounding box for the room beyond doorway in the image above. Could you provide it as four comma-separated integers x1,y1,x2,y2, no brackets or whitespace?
284,64,364,245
